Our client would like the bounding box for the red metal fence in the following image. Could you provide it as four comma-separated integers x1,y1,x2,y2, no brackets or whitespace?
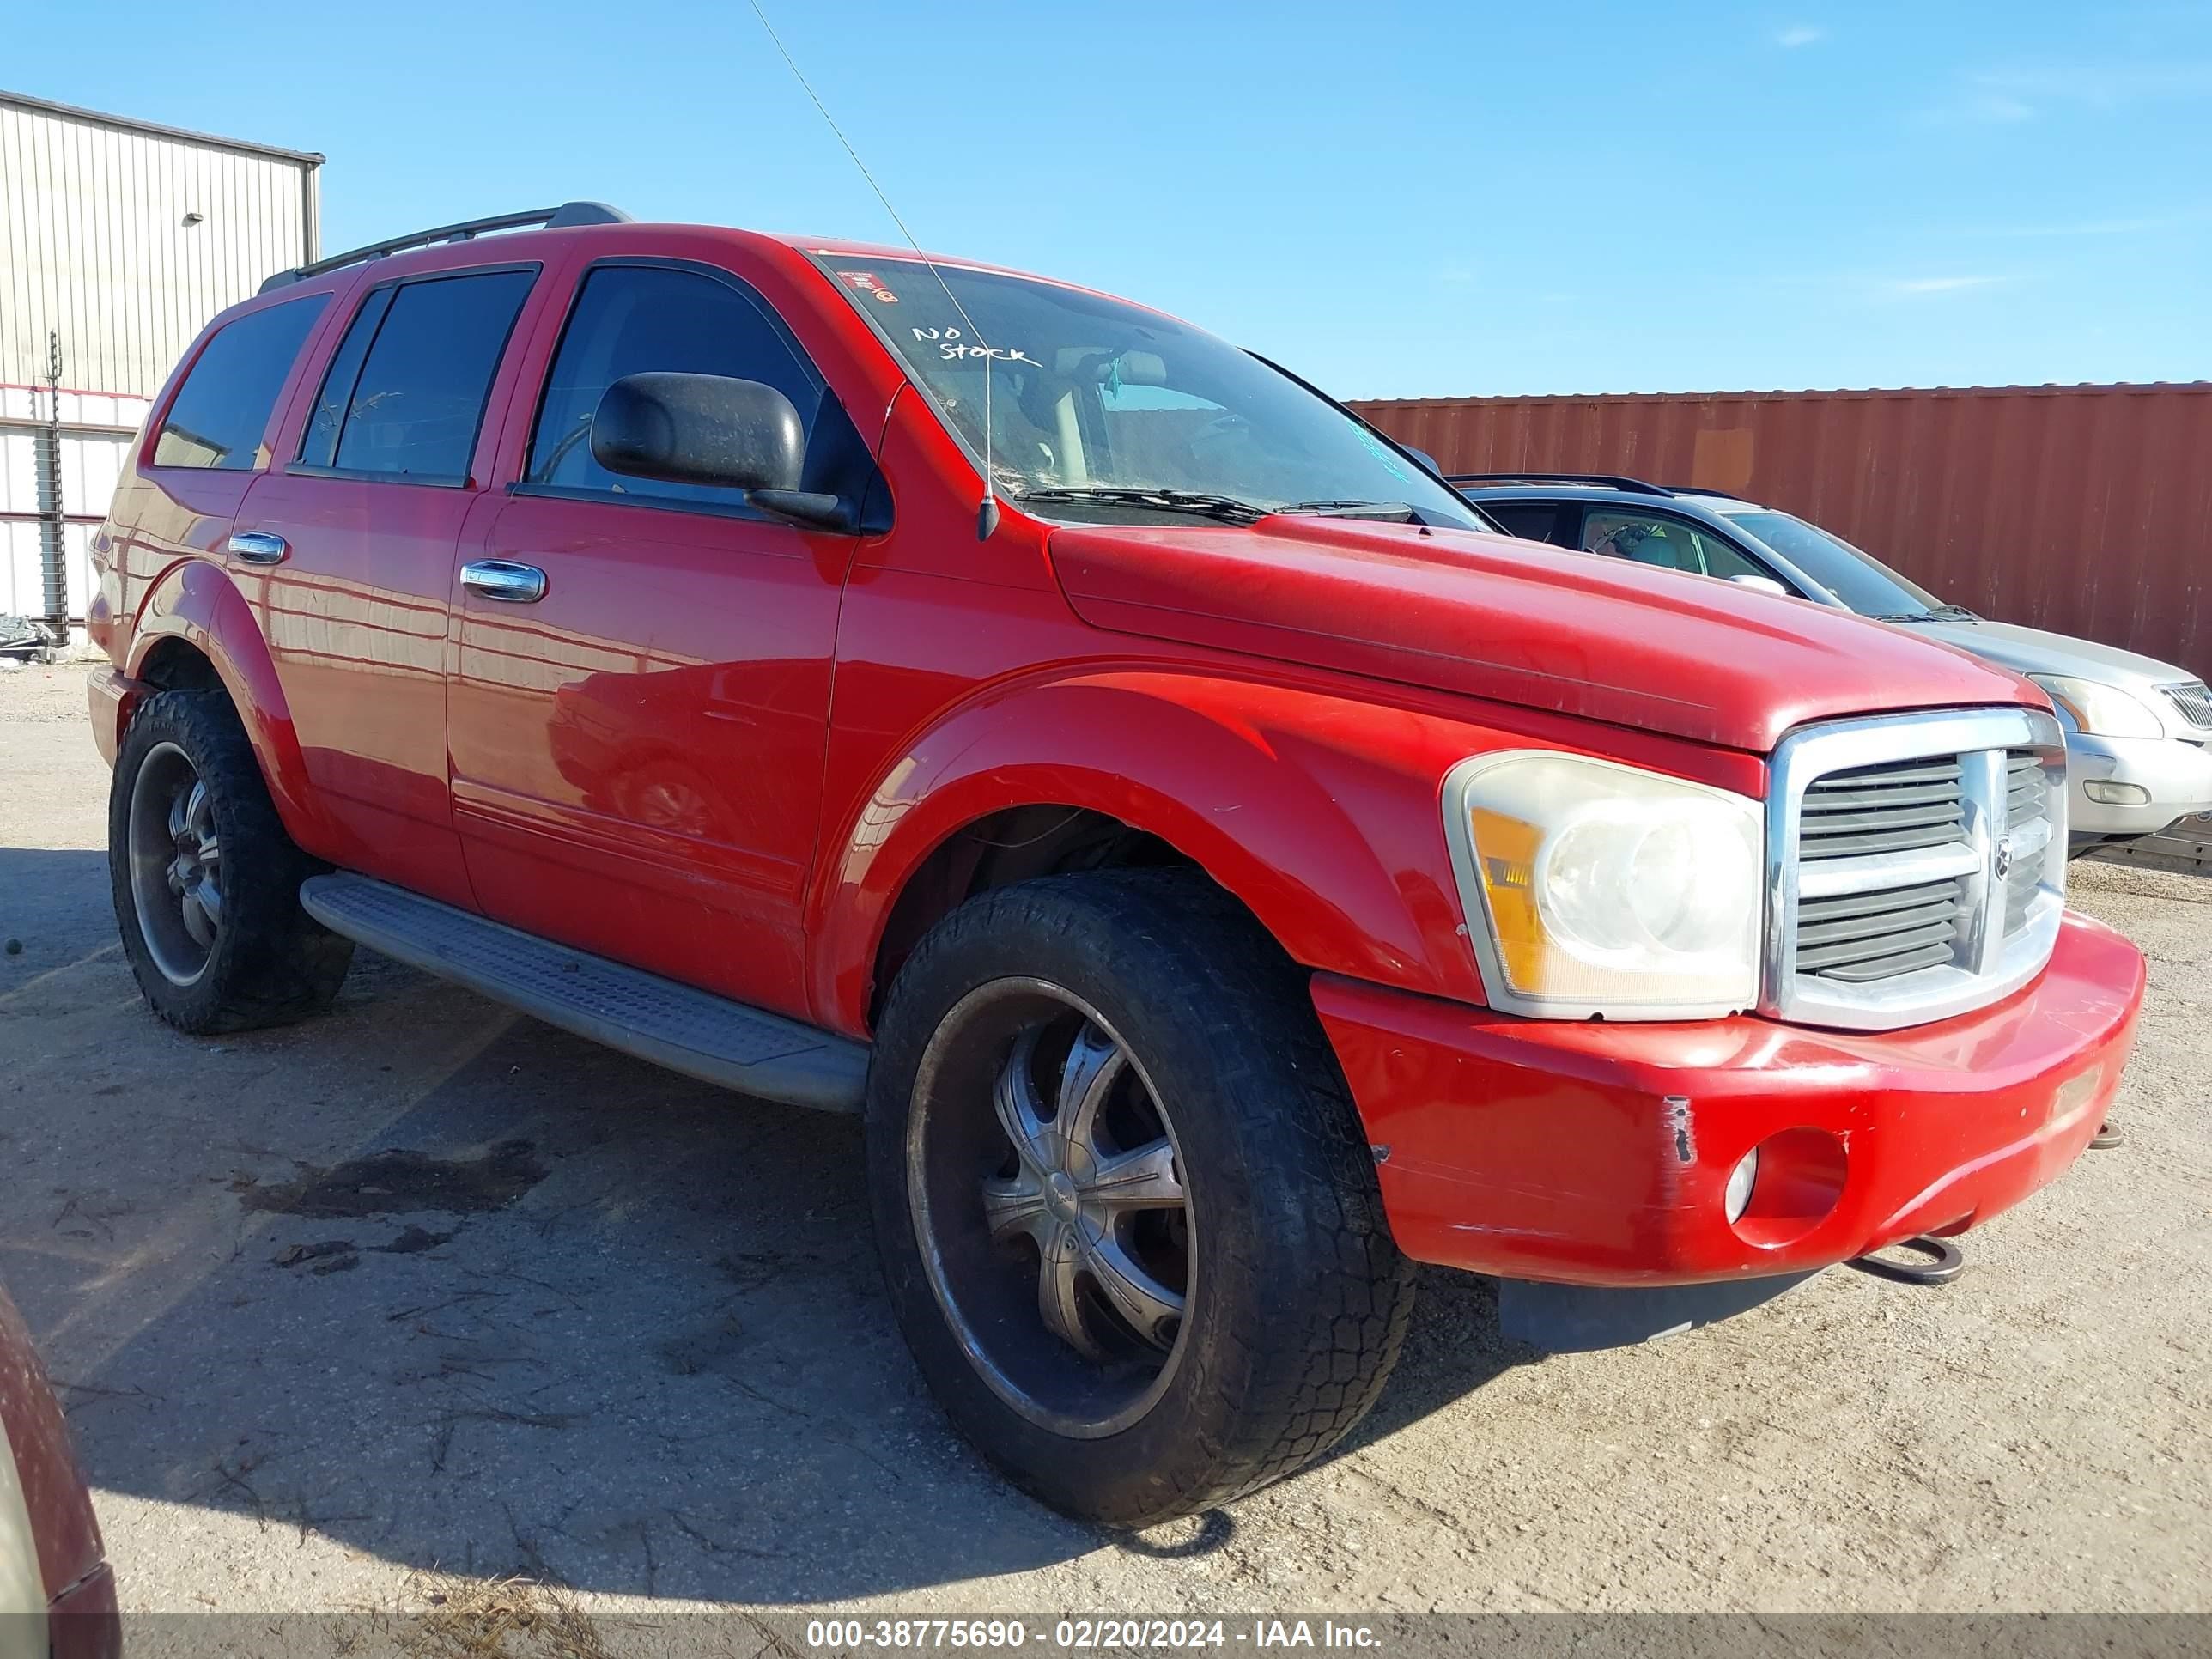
1350,383,2212,678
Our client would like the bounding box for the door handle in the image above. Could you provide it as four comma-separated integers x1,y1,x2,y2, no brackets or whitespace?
460,560,548,604
228,531,289,565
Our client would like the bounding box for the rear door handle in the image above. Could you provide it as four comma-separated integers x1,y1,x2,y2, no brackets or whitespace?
460,560,548,604
228,532,289,565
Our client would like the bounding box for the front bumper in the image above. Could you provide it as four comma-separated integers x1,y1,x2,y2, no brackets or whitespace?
2065,729,2212,838
1314,910,2144,1288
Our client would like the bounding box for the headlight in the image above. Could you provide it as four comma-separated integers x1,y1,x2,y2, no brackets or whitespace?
2028,676,2165,739
1443,752,1764,1019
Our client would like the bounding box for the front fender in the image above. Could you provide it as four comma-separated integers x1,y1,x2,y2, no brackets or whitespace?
809,668,1521,1035
126,557,337,856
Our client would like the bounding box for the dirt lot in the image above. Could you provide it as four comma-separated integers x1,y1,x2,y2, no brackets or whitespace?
1,659,2207,1618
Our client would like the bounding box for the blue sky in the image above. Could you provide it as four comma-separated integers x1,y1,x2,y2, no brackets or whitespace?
17,2,2211,398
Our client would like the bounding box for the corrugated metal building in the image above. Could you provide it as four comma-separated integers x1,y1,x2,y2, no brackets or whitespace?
0,90,322,630
1352,383,2212,678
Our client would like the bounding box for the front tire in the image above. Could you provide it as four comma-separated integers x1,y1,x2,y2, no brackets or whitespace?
866,870,1415,1527
109,689,352,1033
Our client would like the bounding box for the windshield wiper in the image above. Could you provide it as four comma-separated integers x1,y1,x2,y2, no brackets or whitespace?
1877,604,1979,623
1278,498,1419,521
1013,486,1269,524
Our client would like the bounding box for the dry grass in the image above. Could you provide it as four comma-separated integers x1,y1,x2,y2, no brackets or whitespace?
392,1572,614,1659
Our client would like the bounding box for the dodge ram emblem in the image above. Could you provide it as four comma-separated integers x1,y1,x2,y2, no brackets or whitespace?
1993,836,2015,881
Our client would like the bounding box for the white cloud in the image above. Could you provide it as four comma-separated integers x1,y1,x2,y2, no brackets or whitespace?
1776,24,1826,47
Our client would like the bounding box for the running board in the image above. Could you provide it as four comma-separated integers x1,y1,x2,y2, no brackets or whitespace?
299,874,868,1112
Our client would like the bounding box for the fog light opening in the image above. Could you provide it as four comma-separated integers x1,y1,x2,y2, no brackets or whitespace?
2083,781,2150,806
1723,1147,1759,1224
1728,1127,1849,1249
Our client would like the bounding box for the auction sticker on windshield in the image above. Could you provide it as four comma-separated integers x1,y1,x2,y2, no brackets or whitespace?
839,270,900,303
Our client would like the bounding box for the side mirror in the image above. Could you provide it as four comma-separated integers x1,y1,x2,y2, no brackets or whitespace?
592,372,847,529
1404,446,1440,473
1729,574,1790,598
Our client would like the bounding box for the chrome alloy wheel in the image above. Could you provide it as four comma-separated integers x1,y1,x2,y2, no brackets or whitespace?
908,980,1194,1437
126,741,222,986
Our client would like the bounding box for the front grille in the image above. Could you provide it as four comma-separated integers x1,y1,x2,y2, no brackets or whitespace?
1771,709,2067,1030
1799,757,1964,860
2161,680,2212,730
1796,876,1964,982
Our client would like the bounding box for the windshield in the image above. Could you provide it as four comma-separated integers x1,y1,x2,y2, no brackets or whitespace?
811,255,1481,527
1723,510,1948,618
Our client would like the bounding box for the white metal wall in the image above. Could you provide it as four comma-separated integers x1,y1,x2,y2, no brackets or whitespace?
0,386,146,620
1,94,320,398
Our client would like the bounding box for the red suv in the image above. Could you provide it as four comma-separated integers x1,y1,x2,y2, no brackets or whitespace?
85,204,2145,1526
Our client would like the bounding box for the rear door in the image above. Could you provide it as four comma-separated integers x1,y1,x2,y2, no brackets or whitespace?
444,257,856,1017
106,293,332,657
234,264,542,904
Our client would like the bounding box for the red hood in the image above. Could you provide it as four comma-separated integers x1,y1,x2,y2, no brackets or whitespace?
1049,518,2039,753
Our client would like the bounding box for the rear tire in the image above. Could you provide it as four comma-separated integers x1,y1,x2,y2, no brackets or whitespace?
866,869,1415,1527
108,690,352,1033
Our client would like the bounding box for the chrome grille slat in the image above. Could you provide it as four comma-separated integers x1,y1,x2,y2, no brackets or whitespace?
1796,889,1961,951
2006,752,2044,827
1813,939,1958,982
2162,680,2212,729
1798,878,1962,925
1806,799,1974,834
1798,756,1965,860
1797,916,1959,972
1800,821,1967,858
1805,792,1964,818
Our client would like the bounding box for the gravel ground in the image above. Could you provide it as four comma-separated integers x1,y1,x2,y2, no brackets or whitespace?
1,660,2206,1619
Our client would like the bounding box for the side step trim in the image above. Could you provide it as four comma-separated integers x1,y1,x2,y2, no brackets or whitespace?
300,874,868,1113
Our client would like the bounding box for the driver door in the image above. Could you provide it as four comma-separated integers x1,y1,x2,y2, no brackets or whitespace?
445,258,853,1018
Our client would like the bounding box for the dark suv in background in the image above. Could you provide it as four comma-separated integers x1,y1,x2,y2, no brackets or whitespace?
1455,473,2212,855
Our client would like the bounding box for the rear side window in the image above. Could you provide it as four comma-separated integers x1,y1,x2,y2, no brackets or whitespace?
298,268,536,483
1583,510,1772,582
1484,502,1567,544
151,295,329,469
525,264,822,507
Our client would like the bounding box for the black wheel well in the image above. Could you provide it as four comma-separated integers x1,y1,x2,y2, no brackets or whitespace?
137,639,225,696
871,807,1212,1024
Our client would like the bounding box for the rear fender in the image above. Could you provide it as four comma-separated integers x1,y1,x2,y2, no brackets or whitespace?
125,558,337,855
810,669,1516,1035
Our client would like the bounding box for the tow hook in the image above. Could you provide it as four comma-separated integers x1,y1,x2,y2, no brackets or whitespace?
2089,1120,2124,1150
1849,1234,1965,1286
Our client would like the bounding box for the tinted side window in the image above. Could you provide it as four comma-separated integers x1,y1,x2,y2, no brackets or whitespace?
296,288,393,469
526,264,823,507
1484,502,1565,544
1583,510,1773,581
302,269,536,483
151,295,330,470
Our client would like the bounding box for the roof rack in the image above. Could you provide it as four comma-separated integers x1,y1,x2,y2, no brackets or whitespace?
1660,483,1744,498
1444,471,1675,495
258,201,634,295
